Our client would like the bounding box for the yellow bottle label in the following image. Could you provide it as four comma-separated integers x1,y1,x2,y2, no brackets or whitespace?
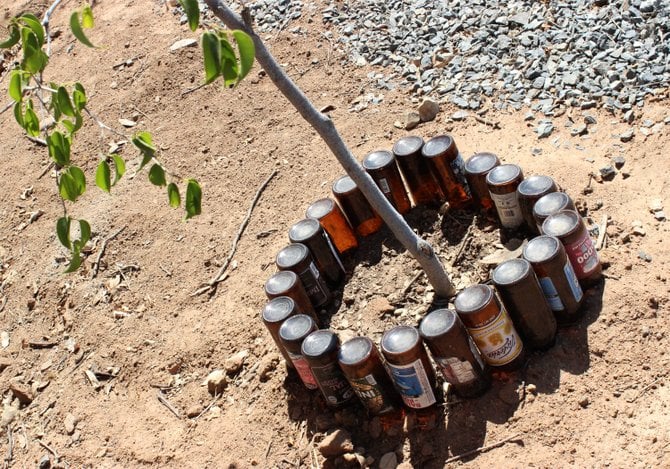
467,306,523,366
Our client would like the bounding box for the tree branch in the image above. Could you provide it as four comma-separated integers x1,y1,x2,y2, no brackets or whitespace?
203,0,455,297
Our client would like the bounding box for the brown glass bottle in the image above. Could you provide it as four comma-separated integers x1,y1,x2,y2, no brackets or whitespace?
264,270,316,318
517,175,558,235
392,135,444,206
380,326,438,410
279,314,319,390
419,308,491,398
486,164,525,229
454,284,525,371
523,235,585,325
464,152,501,213
332,176,383,237
261,296,301,367
306,198,358,254
276,243,332,309
533,192,576,232
289,218,345,287
421,135,472,209
492,259,557,350
542,210,602,288
338,337,402,416
301,330,355,408
362,150,411,214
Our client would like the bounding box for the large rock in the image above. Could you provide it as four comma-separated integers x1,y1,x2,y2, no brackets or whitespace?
317,429,354,458
418,99,439,122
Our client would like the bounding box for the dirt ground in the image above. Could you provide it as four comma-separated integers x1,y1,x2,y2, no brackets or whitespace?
1,1,669,468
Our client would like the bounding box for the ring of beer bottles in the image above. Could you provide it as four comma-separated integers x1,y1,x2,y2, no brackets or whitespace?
262,133,602,413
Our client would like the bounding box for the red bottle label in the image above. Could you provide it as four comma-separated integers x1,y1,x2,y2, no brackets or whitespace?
565,231,599,279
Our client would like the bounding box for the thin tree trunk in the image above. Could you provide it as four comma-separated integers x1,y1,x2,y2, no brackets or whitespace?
204,0,455,298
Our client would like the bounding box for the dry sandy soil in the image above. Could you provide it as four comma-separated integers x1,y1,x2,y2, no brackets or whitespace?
1,1,669,468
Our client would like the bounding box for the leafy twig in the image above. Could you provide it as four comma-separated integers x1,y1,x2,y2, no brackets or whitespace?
192,170,278,296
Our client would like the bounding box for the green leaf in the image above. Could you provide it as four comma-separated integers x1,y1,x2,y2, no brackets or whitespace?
47,131,71,166
132,131,157,170
202,31,221,84
23,104,40,137
78,219,91,247
232,30,255,82
56,216,72,249
220,39,239,88
167,183,181,208
111,154,126,184
8,70,22,102
63,248,83,273
73,83,87,111
56,86,76,118
13,102,23,127
0,24,20,49
59,166,86,202
82,4,95,29
96,160,111,193
178,0,200,32
148,164,167,187
19,14,45,47
185,179,202,219
70,11,95,48
21,28,48,73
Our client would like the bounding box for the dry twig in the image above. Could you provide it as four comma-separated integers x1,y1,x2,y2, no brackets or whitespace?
192,170,278,296
92,226,126,278
445,433,522,464
596,213,608,250
452,223,475,267
37,440,59,461
473,114,501,129
157,391,182,419
631,375,667,403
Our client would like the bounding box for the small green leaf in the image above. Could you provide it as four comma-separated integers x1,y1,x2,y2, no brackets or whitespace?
232,30,255,82
96,160,111,193
132,131,157,170
167,183,180,208
202,31,221,84
21,29,48,73
0,24,20,49
78,219,91,247
69,166,86,195
63,248,83,273
47,131,71,166
56,216,72,249
59,166,86,201
8,70,22,102
178,0,200,32
219,38,239,88
57,86,76,118
70,11,95,48
82,4,95,29
23,105,40,137
19,14,45,47
185,179,202,219
73,83,87,110
148,164,167,187
111,154,126,184
13,102,23,127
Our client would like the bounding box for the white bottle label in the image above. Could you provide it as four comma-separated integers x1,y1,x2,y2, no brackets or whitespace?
564,260,584,302
387,358,436,409
539,276,565,311
379,177,391,194
490,192,524,228
435,356,477,385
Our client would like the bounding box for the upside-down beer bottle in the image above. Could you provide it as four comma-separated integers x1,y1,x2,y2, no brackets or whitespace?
289,218,345,287
419,308,491,398
454,284,525,372
332,176,383,237
421,135,472,209
523,235,584,325
261,296,301,367
464,152,501,214
533,192,576,233
486,164,525,229
542,210,602,288
492,259,557,350
517,175,558,235
276,243,332,310
279,314,319,390
264,270,316,319
306,198,358,254
362,150,412,214
392,136,444,207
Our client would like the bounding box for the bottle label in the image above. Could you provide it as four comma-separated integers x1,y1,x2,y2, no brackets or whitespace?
539,276,565,311
287,352,318,389
435,356,477,385
451,153,472,197
565,231,599,278
298,263,329,306
468,306,523,366
564,260,584,302
311,362,354,406
386,359,436,409
348,373,394,414
379,177,391,194
490,192,523,228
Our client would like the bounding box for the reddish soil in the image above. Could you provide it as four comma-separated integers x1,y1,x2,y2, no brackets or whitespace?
1,1,669,468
